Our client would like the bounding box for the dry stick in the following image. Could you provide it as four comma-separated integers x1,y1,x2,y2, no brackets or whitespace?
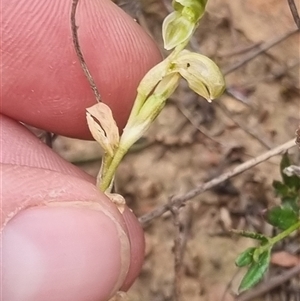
176,102,224,146
287,0,300,29
223,29,299,75
178,206,193,261
139,139,296,226
215,101,274,150
243,60,300,89
235,265,300,301
218,42,262,58
170,205,183,301
70,0,101,103
165,0,283,150
218,31,299,148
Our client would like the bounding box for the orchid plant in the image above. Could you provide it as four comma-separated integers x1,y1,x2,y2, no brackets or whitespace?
85,0,300,294
86,0,225,193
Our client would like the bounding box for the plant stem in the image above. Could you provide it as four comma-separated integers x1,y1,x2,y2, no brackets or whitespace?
99,26,204,192
100,145,129,191
269,220,300,245
97,154,113,188
260,220,300,253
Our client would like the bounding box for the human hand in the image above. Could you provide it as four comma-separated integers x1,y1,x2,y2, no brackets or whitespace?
1,0,161,300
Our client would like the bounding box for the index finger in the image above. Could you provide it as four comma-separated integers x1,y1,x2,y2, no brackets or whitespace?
1,0,161,139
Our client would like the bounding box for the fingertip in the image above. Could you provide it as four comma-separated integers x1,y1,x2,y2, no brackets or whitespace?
2,206,130,301
120,207,145,291
2,0,162,138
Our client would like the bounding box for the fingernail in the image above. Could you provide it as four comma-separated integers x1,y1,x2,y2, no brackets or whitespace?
2,205,130,301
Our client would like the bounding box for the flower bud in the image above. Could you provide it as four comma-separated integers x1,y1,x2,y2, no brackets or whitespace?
121,73,181,147
137,73,181,121
173,50,225,100
162,12,194,50
172,0,208,21
137,59,170,99
163,0,209,50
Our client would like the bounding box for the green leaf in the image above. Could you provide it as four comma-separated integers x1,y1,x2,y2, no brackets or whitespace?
280,153,300,189
239,249,271,292
235,247,255,267
272,180,289,197
282,196,300,212
266,205,299,230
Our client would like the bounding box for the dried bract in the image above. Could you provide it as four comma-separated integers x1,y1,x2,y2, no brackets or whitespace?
86,103,119,157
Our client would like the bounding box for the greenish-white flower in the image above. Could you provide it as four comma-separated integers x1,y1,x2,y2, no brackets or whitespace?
162,11,194,50
162,0,208,50
172,50,225,100
172,0,208,21
137,73,181,121
121,73,181,147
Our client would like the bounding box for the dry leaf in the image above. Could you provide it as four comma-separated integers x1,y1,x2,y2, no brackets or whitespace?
271,251,300,268
108,291,130,301
220,207,232,231
105,192,126,213
86,103,119,157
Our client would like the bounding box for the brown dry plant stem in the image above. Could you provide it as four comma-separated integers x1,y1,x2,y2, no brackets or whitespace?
169,205,183,301
139,139,296,226
215,101,274,150
70,0,101,103
287,0,300,29
223,29,299,75
235,265,300,301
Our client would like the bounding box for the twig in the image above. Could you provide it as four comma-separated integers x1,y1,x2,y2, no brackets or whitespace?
235,265,300,301
178,205,193,261
215,101,274,150
139,139,296,226
218,42,262,58
176,102,224,146
170,204,183,301
287,0,300,29
243,60,300,88
70,0,101,103
223,29,299,75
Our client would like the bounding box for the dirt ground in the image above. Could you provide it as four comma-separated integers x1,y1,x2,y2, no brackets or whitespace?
53,1,300,300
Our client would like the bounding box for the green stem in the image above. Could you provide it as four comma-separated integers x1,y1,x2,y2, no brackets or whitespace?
99,145,129,191
99,120,150,191
269,220,300,245
126,93,147,127
126,42,186,128
97,154,113,188
99,33,191,192
260,220,300,252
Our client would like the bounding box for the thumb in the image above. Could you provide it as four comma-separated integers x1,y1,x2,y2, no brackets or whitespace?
1,115,145,301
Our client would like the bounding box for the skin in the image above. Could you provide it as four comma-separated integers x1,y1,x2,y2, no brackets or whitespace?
1,0,161,300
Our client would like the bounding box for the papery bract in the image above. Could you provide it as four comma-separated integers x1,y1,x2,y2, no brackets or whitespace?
86,103,119,157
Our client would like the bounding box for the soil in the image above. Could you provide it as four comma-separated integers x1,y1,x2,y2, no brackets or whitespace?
53,1,300,300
